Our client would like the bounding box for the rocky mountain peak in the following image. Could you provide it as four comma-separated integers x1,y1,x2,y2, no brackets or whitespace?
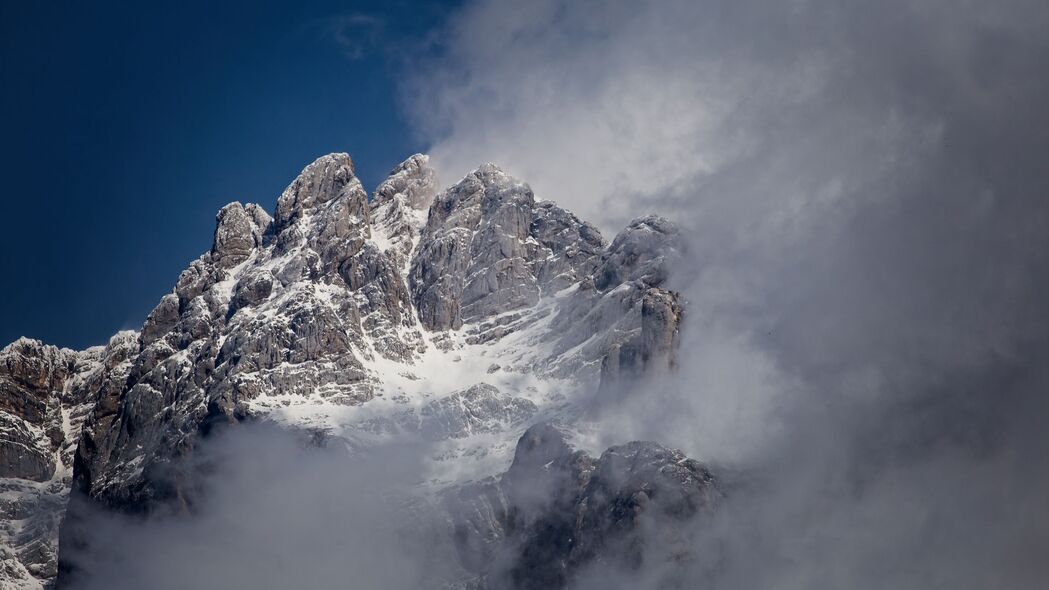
1,150,692,590
368,154,438,273
424,163,534,233
410,164,590,332
0,338,75,428
595,214,683,292
273,153,365,231
212,202,271,269
372,153,438,210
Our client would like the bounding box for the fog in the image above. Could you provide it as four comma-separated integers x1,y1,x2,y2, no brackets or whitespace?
63,425,465,589
407,0,1049,587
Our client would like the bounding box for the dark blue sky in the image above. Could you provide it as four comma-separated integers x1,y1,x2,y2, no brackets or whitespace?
0,0,457,349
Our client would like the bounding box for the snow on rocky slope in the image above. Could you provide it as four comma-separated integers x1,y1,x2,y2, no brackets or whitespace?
0,152,693,589
0,333,137,589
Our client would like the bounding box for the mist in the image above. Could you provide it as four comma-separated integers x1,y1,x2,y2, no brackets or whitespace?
62,424,465,589
407,0,1049,587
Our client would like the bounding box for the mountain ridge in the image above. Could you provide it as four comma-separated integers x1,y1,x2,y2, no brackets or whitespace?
0,152,695,589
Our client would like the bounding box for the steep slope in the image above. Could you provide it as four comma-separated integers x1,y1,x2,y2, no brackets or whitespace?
0,334,136,589
446,423,720,588
0,151,689,588
66,152,685,514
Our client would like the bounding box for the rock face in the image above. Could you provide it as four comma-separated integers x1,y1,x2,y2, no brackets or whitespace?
370,154,437,273
0,152,690,589
445,423,719,589
410,164,607,332
600,287,684,392
374,153,439,210
0,334,137,589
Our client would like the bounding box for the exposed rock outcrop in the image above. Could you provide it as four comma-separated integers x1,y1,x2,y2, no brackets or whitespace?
445,423,719,589
370,155,438,275
0,151,690,589
212,202,270,269
0,333,137,589
373,153,439,210
410,164,606,332
69,154,392,522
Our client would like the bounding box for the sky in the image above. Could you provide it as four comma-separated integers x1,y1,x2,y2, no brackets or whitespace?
31,0,1049,588
0,0,458,349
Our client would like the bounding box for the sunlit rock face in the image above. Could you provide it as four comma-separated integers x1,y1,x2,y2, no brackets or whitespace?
0,333,137,589
0,152,689,589
410,163,611,333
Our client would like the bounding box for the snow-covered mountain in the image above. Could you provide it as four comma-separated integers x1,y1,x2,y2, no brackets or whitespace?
0,334,137,588
0,153,706,589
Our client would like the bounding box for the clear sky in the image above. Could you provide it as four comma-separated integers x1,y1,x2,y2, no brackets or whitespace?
0,0,458,349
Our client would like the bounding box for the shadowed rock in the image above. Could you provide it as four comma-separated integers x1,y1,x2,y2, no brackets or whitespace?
0,333,138,588
446,422,719,589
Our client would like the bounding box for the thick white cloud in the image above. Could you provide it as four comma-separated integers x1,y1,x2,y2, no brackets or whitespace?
404,0,1049,587
404,0,1049,454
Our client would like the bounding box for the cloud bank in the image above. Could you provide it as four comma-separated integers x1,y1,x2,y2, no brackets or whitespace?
405,0,1049,587
63,425,463,589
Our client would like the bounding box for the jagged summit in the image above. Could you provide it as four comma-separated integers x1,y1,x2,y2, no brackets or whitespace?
0,151,687,590
370,154,438,273
273,152,365,230
373,153,438,210
212,202,271,269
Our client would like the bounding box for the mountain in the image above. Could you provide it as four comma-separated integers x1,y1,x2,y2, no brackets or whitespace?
0,153,703,589
0,334,137,588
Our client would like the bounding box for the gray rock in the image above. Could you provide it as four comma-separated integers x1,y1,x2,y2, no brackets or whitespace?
0,415,55,481
530,201,606,291
212,202,269,268
446,423,719,589
599,287,684,391
411,164,608,332
66,153,392,539
229,270,274,313
24,151,694,589
0,332,138,589
641,287,684,370
370,155,438,276
373,153,438,210
406,163,684,388
274,153,362,231
0,338,74,426
594,215,683,291
140,293,179,346
64,156,686,509
174,255,219,308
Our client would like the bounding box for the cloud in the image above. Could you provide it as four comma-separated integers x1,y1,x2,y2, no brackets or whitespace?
63,424,465,590
403,0,1049,586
